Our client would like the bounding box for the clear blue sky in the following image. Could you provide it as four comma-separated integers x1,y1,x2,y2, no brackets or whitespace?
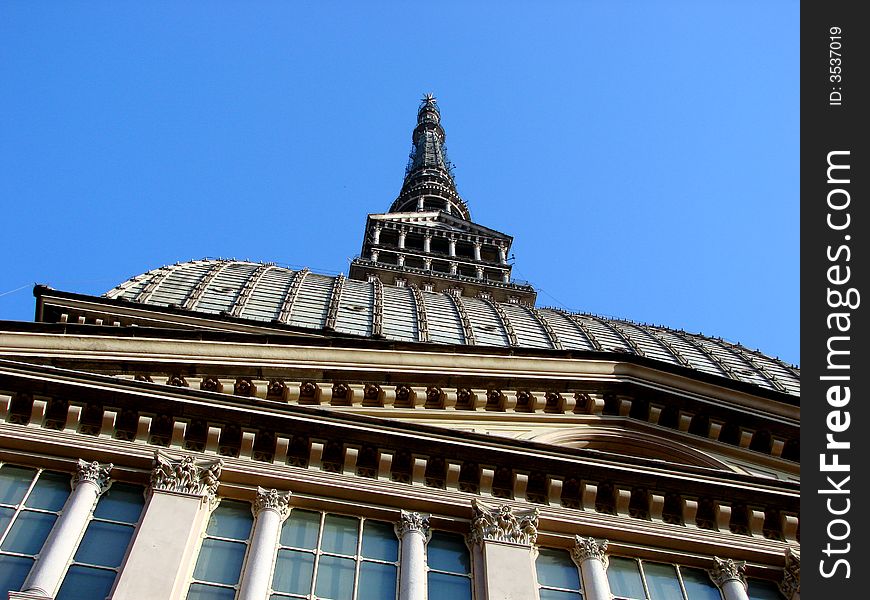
0,1,799,365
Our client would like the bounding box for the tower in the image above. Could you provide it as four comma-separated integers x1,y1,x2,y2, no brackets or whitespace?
349,95,536,304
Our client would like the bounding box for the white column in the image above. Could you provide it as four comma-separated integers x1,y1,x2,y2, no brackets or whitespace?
423,234,432,253
395,510,430,600
397,254,406,267
371,249,380,262
497,244,507,264
16,460,112,599
502,270,510,283
423,258,432,271
711,557,750,600
417,197,425,210
476,266,484,280
237,488,291,600
398,230,406,249
473,241,482,262
111,451,222,600
571,537,611,600
448,237,456,257
450,262,458,275
780,548,800,600
468,499,539,600
372,226,382,245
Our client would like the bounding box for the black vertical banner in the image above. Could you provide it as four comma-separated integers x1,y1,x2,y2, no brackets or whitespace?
801,1,867,597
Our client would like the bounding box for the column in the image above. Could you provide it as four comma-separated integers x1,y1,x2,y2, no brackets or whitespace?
372,226,381,245
468,499,539,600
398,230,406,249
423,258,432,271
710,557,750,600
502,270,510,283
780,548,800,600
448,236,456,257
417,197,425,210
423,233,432,253
371,249,380,262
397,254,406,267
450,262,458,275
395,510,430,600
497,244,507,264
15,460,112,600
571,537,611,600
111,450,222,600
473,241,482,262
476,266,484,280
237,487,291,600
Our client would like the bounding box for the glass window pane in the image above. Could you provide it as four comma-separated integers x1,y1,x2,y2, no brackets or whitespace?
26,471,70,511
358,561,397,600
0,507,14,536
320,514,359,556
314,554,355,599
681,567,721,600
361,520,398,562
56,565,116,600
748,579,785,600
74,521,135,567
644,562,684,600
271,548,315,595
94,483,145,523
540,589,583,600
206,501,253,541
193,538,247,585
280,509,320,549
0,465,36,505
427,532,470,574
187,583,237,600
537,548,581,590
427,572,472,600
0,510,56,554
608,557,646,599
0,555,33,596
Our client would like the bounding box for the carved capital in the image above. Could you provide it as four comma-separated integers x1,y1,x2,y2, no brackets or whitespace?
150,450,222,502
469,499,539,546
710,557,747,589
395,510,430,540
73,459,113,493
779,548,800,598
253,487,291,520
571,536,608,568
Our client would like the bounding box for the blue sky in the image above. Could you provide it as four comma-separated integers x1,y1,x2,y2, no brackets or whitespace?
0,1,799,365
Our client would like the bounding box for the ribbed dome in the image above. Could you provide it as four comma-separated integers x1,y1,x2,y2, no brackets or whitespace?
106,259,800,396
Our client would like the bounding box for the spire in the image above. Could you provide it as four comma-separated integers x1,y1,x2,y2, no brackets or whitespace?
389,94,471,220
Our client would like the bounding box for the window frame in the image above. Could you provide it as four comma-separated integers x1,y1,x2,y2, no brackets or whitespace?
187,499,255,599
269,509,400,600
608,556,724,600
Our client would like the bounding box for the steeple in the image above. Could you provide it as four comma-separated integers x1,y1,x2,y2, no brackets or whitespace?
349,95,536,305
389,95,471,220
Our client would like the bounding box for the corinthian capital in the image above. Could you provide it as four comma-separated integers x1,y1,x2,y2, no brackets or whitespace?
710,557,747,589
571,536,609,567
73,459,113,493
470,499,539,546
253,487,291,520
779,547,800,598
395,510,430,539
150,450,222,502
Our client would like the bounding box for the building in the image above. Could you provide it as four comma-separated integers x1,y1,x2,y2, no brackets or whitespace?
0,96,799,600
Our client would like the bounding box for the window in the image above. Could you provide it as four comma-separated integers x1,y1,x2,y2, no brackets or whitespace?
536,547,582,599
0,464,71,595
608,557,722,600
187,500,254,600
427,531,472,600
56,483,145,600
270,509,398,600
748,579,785,600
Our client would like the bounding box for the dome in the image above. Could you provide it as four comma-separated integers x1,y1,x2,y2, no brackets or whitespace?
106,259,800,397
